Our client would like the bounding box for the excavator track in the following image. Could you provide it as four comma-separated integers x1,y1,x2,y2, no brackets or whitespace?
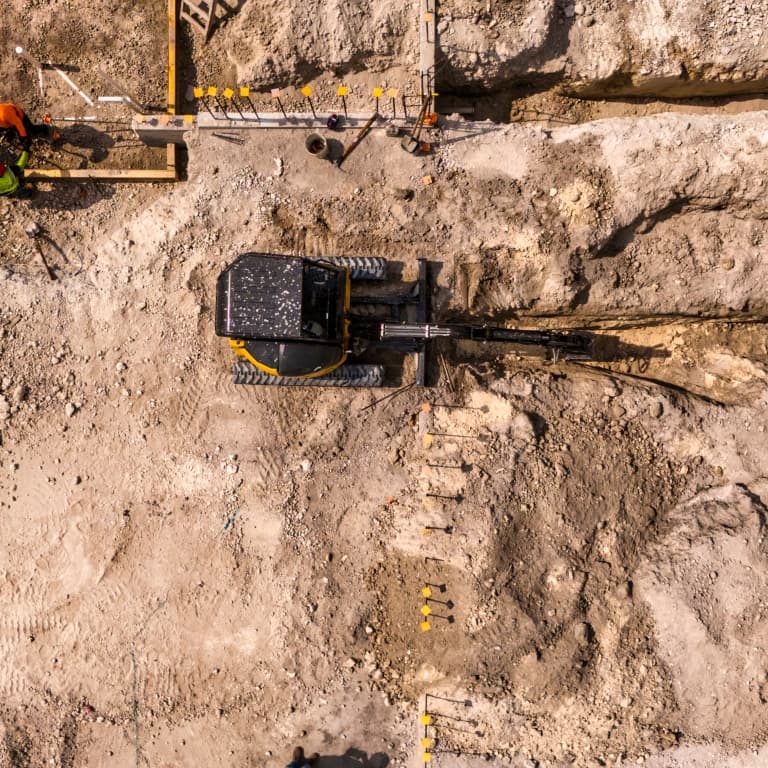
232,360,386,387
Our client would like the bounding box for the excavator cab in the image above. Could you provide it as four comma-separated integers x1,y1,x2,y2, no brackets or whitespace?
215,253,350,378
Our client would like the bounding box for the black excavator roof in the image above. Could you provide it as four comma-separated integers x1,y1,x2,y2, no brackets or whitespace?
216,253,304,340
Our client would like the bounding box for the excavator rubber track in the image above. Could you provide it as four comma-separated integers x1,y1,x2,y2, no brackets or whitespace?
232,360,386,387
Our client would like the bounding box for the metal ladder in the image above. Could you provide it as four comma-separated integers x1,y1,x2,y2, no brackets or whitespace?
180,0,218,42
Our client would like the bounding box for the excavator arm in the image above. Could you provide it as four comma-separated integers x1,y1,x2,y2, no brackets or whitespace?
374,322,593,361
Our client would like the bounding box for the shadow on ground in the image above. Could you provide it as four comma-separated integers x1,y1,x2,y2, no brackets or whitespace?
316,748,389,768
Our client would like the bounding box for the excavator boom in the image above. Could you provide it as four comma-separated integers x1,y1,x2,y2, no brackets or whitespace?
360,321,593,361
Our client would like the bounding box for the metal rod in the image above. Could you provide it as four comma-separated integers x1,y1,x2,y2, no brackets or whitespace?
229,98,246,120
336,111,378,168
360,382,414,412
431,712,477,725
200,96,216,119
243,96,260,121
426,596,454,608
214,96,228,117
422,525,453,535
431,403,487,411
425,693,472,706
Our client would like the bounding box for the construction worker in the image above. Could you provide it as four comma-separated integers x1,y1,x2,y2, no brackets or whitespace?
0,103,51,150
0,151,30,198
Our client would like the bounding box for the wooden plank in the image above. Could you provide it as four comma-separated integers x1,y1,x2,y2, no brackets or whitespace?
168,0,177,115
167,0,179,180
23,169,178,181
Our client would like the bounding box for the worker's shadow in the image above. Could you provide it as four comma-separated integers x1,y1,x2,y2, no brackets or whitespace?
316,748,389,768
58,124,116,165
27,181,115,211
217,0,248,22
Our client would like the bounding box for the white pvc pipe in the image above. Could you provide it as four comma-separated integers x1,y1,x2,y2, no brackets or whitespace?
50,65,94,106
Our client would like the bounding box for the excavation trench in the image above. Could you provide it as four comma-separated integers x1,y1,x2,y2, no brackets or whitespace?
448,317,768,405
437,84,768,124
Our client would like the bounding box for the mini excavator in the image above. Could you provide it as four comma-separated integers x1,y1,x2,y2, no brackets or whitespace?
215,253,593,387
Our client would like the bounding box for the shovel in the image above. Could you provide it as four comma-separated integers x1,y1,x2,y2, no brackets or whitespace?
335,112,378,168
401,95,432,154
24,222,56,281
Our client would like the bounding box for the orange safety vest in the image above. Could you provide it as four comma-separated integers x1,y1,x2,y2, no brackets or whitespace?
0,104,28,138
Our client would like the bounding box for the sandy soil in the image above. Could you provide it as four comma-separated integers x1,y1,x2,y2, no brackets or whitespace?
2,2,768,768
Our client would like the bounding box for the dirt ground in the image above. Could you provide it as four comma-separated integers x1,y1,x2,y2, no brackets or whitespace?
2,2,768,768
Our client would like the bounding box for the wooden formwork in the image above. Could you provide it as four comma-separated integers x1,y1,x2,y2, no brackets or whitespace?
24,0,179,183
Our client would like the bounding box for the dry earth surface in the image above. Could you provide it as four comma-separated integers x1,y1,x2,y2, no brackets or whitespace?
1,2,768,768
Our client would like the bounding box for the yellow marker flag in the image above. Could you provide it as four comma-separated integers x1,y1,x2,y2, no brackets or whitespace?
337,85,349,97
373,87,383,98
422,752,432,763
193,87,204,98
420,738,433,749
301,85,313,97
424,12,434,21
240,86,250,97
207,86,218,96
421,605,432,616
387,88,398,97
422,434,433,448
421,586,433,598
223,87,234,99
420,620,432,632
421,528,433,537
420,714,433,725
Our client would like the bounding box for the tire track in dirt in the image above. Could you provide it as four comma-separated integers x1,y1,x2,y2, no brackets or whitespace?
173,373,205,434
0,469,145,702
134,653,205,705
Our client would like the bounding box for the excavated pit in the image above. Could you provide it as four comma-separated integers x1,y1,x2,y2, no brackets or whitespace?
2,1,768,767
